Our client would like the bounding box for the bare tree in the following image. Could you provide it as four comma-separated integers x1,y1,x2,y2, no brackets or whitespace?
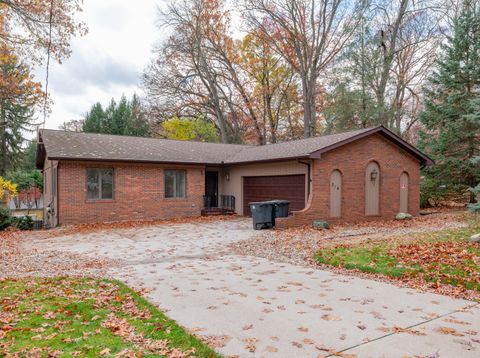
243,0,361,137
0,0,87,63
144,0,234,143
144,0,303,144
59,119,84,132
334,0,443,134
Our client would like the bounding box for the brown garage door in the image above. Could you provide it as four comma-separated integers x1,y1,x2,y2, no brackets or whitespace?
243,175,306,216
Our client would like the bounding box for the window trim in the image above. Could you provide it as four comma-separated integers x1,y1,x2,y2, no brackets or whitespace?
86,168,115,201
164,169,187,199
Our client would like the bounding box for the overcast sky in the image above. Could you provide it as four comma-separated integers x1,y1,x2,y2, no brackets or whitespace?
35,0,165,130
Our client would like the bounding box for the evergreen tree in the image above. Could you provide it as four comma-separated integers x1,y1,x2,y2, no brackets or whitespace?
418,0,480,189
128,94,151,136
0,46,43,176
82,103,105,133
323,82,377,134
81,95,150,137
21,140,38,170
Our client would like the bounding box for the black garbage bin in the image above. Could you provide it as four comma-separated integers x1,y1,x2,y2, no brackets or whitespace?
270,200,290,218
249,201,274,230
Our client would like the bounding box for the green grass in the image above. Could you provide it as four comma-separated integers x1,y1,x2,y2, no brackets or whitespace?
315,215,480,292
316,245,409,277
0,277,221,357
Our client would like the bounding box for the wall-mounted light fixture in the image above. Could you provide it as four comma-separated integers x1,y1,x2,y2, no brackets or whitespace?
225,172,230,181
370,168,378,181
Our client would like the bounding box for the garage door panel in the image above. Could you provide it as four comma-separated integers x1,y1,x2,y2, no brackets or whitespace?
243,175,306,216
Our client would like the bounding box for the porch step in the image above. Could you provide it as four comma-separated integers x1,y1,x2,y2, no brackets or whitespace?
201,208,236,216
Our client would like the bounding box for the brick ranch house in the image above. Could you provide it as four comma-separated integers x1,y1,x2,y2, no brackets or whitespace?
35,126,433,228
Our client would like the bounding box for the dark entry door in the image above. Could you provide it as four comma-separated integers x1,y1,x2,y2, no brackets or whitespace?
205,171,219,207
243,174,306,216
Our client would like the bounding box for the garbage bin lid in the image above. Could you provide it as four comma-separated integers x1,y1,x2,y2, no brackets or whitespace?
266,200,290,204
249,201,274,206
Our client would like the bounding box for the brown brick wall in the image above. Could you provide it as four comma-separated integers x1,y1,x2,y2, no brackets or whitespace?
277,134,421,228
57,161,205,225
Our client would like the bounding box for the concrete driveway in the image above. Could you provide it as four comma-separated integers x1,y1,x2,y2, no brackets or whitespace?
30,218,479,357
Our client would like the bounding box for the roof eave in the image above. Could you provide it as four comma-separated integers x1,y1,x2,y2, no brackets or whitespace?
47,156,220,166
309,126,434,166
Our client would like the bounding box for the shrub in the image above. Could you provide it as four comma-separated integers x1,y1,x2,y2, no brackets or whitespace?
0,176,17,201
12,216,34,231
0,207,12,231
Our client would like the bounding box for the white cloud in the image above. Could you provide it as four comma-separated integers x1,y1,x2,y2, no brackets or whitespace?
35,0,166,129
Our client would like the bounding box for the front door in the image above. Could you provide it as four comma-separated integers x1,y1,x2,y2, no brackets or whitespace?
205,171,218,207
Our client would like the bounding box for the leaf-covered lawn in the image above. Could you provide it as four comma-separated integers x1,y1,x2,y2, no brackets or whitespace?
315,215,480,297
0,277,221,357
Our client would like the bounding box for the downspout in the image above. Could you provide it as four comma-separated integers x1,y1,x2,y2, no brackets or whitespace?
297,158,313,200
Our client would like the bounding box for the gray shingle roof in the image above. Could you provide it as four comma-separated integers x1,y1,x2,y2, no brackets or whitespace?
224,127,373,163
39,130,252,164
38,126,432,166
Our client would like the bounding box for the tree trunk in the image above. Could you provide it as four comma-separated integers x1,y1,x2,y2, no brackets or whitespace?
0,106,6,176
194,34,229,143
302,76,312,138
376,0,409,126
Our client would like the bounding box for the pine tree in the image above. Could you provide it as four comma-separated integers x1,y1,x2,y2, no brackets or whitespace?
128,94,150,136
82,103,105,133
111,96,130,135
0,46,43,176
419,0,480,189
81,95,150,137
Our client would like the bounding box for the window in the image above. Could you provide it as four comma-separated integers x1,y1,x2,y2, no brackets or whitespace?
86,168,114,200
165,170,186,198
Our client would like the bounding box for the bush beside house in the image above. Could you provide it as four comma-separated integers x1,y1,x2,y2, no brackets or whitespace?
1,175,38,231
